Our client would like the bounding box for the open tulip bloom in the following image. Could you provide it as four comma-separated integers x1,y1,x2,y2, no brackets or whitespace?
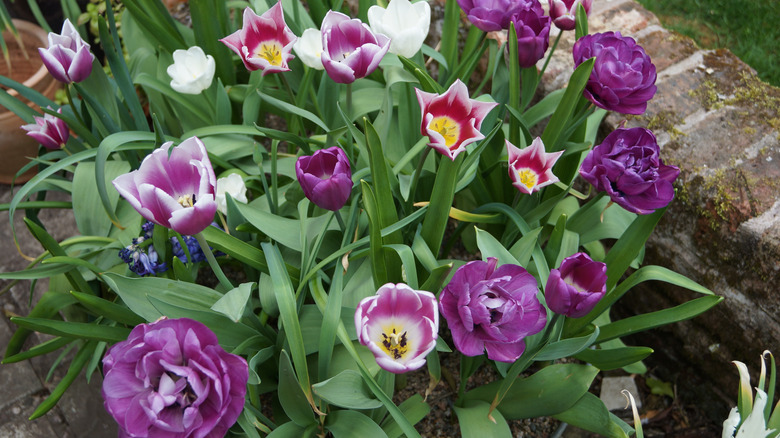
112,136,218,236
355,283,439,374
220,3,297,75
417,79,497,160
506,137,563,194
320,10,391,84
458,0,536,32
293,28,325,70
367,0,431,58
439,258,547,363
574,31,657,115
38,18,95,84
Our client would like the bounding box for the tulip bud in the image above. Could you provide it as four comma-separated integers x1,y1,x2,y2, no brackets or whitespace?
320,11,390,84
38,19,95,84
295,146,353,211
545,253,607,318
21,108,69,150
167,46,216,95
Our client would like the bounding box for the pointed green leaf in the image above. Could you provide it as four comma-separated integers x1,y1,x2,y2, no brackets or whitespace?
312,370,383,410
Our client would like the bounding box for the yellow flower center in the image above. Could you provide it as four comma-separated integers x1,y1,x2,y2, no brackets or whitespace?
429,116,460,149
255,42,283,66
517,169,538,190
177,194,195,208
380,325,409,360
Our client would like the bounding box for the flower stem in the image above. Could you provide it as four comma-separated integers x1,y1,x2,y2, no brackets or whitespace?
64,85,87,129
335,209,347,233
405,146,432,214
194,232,233,291
537,31,563,88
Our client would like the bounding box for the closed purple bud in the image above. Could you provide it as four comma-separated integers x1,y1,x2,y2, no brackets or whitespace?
38,19,94,84
295,146,352,211
439,258,547,363
355,283,439,374
545,252,606,318
573,31,657,115
457,0,540,32
112,136,218,235
21,108,69,150
510,6,552,68
580,127,679,214
320,10,390,84
102,318,248,438
548,0,592,31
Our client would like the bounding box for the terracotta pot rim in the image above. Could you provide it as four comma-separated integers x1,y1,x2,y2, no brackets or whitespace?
3,19,51,100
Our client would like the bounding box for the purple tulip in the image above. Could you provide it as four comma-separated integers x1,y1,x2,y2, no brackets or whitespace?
21,108,69,150
573,31,657,115
457,0,540,32
113,136,218,236
295,146,352,211
320,10,390,84
439,258,547,363
510,6,552,68
102,318,248,438
580,127,679,214
548,0,592,31
38,19,94,84
355,283,439,374
545,252,606,318
416,79,498,160
220,3,297,75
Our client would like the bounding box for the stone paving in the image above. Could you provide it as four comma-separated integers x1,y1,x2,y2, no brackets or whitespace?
2,0,779,436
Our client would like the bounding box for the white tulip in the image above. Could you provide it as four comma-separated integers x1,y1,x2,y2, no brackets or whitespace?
167,46,216,95
368,0,431,58
293,28,324,70
215,173,248,215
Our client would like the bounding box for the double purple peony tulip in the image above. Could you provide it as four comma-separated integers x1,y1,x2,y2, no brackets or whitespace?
102,318,248,438
295,146,353,211
355,283,439,374
573,31,657,115
439,258,547,363
545,252,607,318
458,0,538,32
38,19,95,84
113,136,218,236
320,11,390,84
580,127,679,215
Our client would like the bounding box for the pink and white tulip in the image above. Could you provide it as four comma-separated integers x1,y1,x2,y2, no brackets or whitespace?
355,283,439,374
548,0,592,31
38,19,94,84
506,137,563,194
320,11,390,84
113,137,217,236
21,108,69,150
220,2,297,75
416,79,497,160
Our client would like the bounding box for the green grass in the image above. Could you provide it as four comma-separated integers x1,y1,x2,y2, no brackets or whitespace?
636,0,780,86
